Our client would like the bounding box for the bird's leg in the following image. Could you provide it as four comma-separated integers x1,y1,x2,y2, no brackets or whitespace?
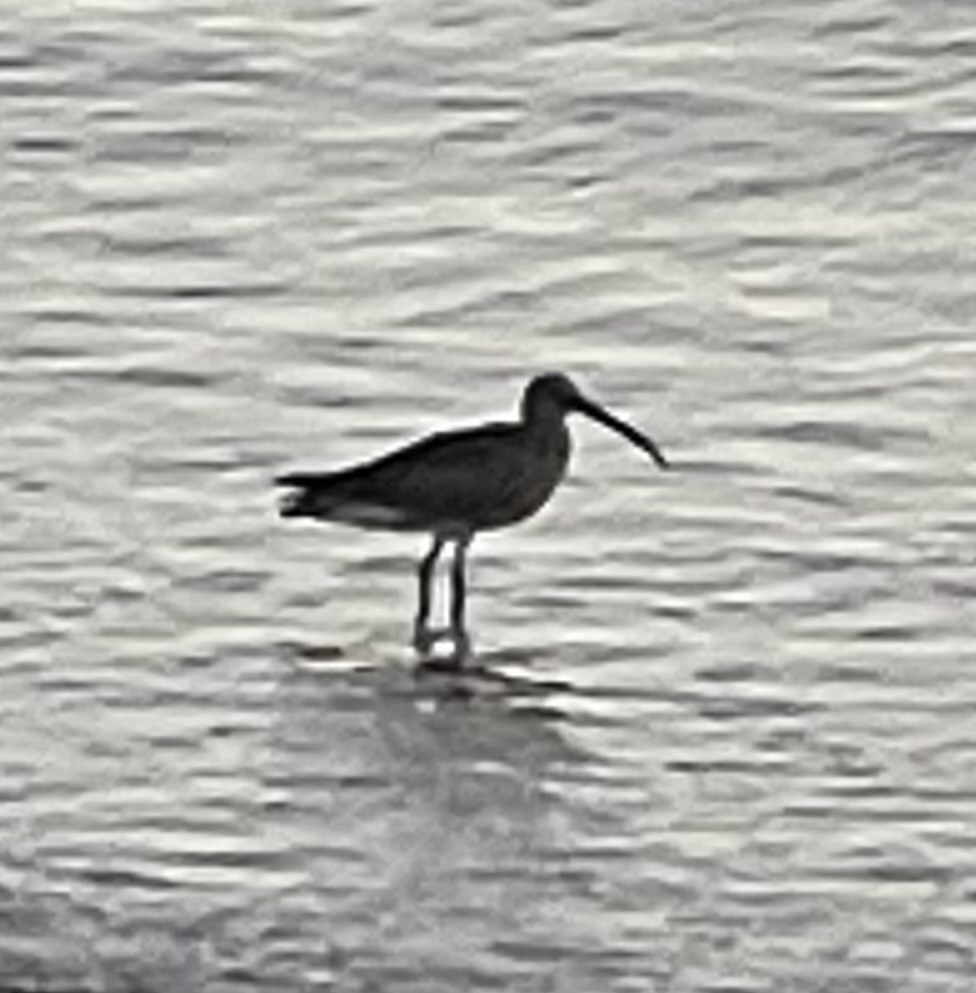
449,534,473,658
413,535,444,653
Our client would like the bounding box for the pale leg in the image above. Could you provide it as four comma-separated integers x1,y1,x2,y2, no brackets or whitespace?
449,534,473,658
413,535,444,652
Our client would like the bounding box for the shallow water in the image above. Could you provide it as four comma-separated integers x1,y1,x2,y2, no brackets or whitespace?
2,1,975,989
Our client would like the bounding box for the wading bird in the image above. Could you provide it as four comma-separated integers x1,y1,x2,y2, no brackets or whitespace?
276,373,668,660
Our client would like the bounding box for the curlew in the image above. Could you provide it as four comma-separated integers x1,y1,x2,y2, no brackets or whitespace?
276,372,668,659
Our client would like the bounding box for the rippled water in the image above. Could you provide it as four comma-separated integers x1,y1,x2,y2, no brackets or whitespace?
2,1,975,989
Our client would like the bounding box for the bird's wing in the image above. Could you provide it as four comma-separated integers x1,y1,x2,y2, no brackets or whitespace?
350,423,529,522
279,423,534,526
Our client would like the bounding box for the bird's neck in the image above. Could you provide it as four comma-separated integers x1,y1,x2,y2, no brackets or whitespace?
524,409,570,455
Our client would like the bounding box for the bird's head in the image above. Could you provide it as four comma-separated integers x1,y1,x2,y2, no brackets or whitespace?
521,372,669,469
521,372,583,416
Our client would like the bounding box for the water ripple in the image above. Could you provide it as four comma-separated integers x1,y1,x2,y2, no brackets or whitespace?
1,1,974,989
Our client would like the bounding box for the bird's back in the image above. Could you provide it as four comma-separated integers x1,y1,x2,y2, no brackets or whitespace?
276,419,570,533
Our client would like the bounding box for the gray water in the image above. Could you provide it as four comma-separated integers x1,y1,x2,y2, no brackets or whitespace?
2,1,975,989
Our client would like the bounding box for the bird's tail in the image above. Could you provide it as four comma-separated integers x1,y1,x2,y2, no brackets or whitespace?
275,471,349,519
278,485,314,518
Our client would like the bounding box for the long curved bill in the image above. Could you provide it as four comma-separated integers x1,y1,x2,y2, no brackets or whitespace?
574,395,669,469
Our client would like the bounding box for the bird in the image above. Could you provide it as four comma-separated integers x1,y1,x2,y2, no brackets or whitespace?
275,372,668,660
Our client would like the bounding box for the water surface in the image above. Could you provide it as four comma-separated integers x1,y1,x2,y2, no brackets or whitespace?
2,1,975,989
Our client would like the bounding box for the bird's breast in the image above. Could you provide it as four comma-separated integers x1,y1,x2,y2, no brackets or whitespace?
479,428,570,530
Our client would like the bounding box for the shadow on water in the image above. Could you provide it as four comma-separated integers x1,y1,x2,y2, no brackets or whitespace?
276,634,581,729
263,634,594,835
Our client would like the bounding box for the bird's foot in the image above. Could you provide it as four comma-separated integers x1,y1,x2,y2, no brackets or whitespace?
450,627,472,662
412,624,472,667
412,622,439,656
